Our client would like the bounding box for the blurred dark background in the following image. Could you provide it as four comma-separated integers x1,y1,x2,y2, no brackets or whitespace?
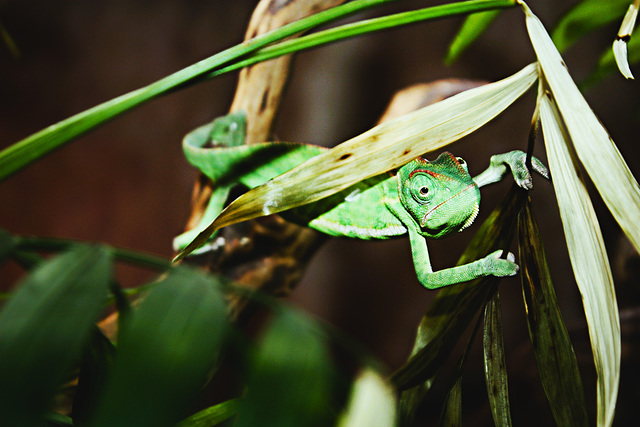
1,0,639,425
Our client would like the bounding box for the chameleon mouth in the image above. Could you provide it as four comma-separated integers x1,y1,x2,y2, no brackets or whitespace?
420,183,477,228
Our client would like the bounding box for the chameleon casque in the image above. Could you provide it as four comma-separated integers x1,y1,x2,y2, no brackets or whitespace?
175,112,548,289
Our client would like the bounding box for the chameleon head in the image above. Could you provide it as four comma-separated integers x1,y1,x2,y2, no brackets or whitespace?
397,152,481,239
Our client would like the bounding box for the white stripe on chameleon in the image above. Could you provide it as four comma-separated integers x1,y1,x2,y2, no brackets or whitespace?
310,217,406,238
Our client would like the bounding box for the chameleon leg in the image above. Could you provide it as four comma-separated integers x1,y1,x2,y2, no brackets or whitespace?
407,226,519,290
472,150,549,189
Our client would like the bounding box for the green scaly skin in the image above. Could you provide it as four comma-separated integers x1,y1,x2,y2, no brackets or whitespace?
175,112,548,289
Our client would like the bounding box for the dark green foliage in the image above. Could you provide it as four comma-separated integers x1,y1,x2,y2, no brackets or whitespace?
89,267,228,427
518,199,589,426
0,245,112,425
483,290,512,426
234,309,334,427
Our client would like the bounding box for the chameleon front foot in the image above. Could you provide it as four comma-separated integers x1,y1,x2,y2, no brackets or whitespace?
480,249,519,277
473,150,549,189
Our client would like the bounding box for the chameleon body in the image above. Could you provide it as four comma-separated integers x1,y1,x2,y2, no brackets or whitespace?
175,112,548,289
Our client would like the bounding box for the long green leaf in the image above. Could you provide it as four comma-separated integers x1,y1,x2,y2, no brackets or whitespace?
538,92,619,427
234,308,333,427
177,63,537,260
0,0,520,181
212,0,517,78
177,399,240,427
483,290,512,426
445,9,502,64
0,0,396,180
551,0,630,52
90,267,228,427
0,245,111,425
518,197,588,426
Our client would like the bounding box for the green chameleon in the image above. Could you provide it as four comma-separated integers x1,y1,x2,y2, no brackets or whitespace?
174,112,548,289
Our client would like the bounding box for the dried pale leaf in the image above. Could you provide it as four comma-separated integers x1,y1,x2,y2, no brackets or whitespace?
538,93,619,427
521,1,640,255
337,368,397,427
176,63,537,260
613,3,638,79
613,39,634,78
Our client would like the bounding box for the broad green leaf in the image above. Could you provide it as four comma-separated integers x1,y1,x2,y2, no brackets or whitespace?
90,267,228,427
445,9,502,64
538,92,619,427
234,308,333,427
551,0,630,52
176,63,538,260
518,197,588,426
337,368,397,427
177,399,240,427
0,245,111,425
394,187,526,422
483,290,512,426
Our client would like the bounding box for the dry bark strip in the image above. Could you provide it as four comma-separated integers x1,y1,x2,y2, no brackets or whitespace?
183,0,348,321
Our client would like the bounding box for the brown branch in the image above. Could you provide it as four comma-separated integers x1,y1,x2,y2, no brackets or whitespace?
183,0,348,321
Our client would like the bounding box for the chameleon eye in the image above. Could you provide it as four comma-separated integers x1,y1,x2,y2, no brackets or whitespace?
456,157,466,166
419,186,429,195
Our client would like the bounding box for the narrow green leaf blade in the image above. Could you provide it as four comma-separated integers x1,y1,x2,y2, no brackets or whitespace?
0,0,397,181
178,399,240,427
518,197,589,426
234,309,333,427
394,187,526,424
0,245,112,425
538,92,619,427
90,267,228,427
483,290,512,427
177,63,537,260
439,376,463,427
445,10,502,64
551,0,630,52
